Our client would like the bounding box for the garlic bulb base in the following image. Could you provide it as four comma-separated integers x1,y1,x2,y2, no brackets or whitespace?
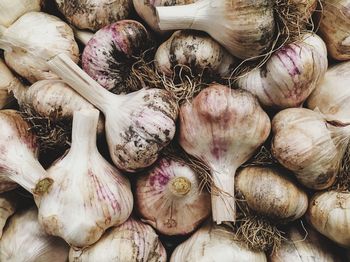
169,177,192,196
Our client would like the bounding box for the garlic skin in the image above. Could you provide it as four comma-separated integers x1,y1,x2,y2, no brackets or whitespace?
133,0,196,33
0,12,79,83
136,158,211,235
270,224,341,261
82,20,154,94
319,0,350,60
307,190,350,248
156,0,275,59
271,108,350,190
155,30,237,78
307,61,350,123
35,109,133,247
236,167,308,222
69,218,167,262
55,0,133,31
237,33,328,109
170,223,267,262
0,192,17,237
0,58,17,109
0,0,42,27
0,207,69,262
48,54,178,172
179,84,271,224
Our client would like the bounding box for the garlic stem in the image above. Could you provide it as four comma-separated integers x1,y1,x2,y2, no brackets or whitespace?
73,28,93,46
169,177,192,196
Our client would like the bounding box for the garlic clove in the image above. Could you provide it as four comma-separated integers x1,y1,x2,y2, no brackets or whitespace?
0,58,17,109
237,33,328,109
136,157,211,235
69,217,167,262
0,207,69,262
236,167,308,222
0,191,17,237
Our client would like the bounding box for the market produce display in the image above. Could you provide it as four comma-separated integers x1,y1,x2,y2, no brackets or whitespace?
0,0,350,261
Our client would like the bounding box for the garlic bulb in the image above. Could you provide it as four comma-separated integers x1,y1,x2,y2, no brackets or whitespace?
236,167,308,222
0,177,17,193
136,157,210,235
270,224,341,261
156,0,275,59
0,58,19,109
0,12,79,83
307,190,350,247
0,207,69,262
271,108,350,190
170,223,267,262
55,0,133,31
319,0,350,60
133,0,196,33
236,33,328,109
82,20,154,94
48,54,178,172
0,192,17,237
307,61,350,123
0,0,42,27
69,218,167,262
155,30,237,77
35,109,133,247
179,84,271,223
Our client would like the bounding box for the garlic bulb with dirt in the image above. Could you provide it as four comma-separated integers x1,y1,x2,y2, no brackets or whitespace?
0,0,42,27
179,84,271,223
155,30,237,78
270,224,341,261
236,33,328,109
0,207,69,262
48,54,178,172
82,20,154,94
136,157,210,235
133,0,196,33
35,109,133,247
0,12,79,83
69,217,167,262
307,61,350,123
236,167,308,222
319,0,350,60
170,223,267,262
156,0,275,59
55,0,133,31
0,192,17,237
271,108,350,190
0,58,19,109
307,190,350,247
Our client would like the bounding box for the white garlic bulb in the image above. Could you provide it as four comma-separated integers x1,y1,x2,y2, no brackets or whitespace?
170,223,267,262
0,192,17,237
69,218,167,262
0,58,19,109
0,207,69,262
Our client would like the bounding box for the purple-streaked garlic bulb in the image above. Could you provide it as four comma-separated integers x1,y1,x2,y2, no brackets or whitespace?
136,157,210,235
82,20,154,94
35,109,133,248
48,54,178,172
179,84,271,224
272,108,350,190
69,218,167,262
155,30,237,78
55,0,133,31
236,33,328,109
0,58,18,109
0,191,17,237
0,12,79,83
0,207,69,262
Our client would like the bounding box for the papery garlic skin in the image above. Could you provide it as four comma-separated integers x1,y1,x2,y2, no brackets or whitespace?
307,61,350,123
236,167,308,222
270,224,341,261
56,0,133,31
179,84,271,223
0,207,69,262
307,191,350,247
136,158,211,235
155,30,237,77
271,108,350,190
69,218,167,262
0,192,17,237
319,0,350,60
237,33,328,109
0,12,79,83
0,58,19,109
35,109,133,247
170,223,267,262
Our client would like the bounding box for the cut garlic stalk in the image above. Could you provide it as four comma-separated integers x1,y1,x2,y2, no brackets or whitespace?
0,191,17,237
